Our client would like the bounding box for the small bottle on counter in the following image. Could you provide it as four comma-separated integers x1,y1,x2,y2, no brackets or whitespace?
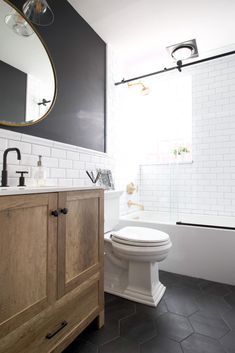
35,155,46,186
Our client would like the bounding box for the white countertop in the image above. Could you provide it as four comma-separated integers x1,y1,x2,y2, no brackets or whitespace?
0,186,104,196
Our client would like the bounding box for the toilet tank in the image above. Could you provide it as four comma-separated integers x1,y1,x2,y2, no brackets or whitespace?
104,190,123,233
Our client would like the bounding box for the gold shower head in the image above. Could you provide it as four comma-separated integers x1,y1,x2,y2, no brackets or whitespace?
128,81,150,95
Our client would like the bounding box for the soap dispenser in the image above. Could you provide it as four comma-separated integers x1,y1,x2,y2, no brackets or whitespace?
35,155,46,186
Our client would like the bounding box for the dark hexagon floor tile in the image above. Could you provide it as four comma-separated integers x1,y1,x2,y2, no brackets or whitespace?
105,296,136,322
63,338,98,353
189,311,230,339
164,286,200,301
222,308,235,329
227,284,235,294
105,293,118,304
195,294,231,315
159,271,182,287
82,319,119,346
135,299,168,319
220,331,235,353
181,333,227,353
99,337,139,353
200,281,231,297
224,293,235,308
120,312,157,344
160,271,203,291
165,289,198,316
141,335,183,353
155,312,193,342
176,275,205,291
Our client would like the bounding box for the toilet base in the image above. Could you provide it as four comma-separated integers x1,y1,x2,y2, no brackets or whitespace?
104,258,166,307
105,281,165,307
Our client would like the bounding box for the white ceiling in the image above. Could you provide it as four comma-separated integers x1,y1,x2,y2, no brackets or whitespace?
68,0,235,76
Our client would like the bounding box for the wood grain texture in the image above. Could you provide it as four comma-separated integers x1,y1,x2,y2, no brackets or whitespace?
57,192,67,298
58,190,104,297
0,193,53,211
65,197,99,281
0,274,99,353
98,193,104,328
97,309,104,329
0,193,57,338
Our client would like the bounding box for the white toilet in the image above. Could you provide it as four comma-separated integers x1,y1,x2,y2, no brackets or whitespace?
104,190,172,307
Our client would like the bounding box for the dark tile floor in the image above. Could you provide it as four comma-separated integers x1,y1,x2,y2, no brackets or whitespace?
63,271,235,353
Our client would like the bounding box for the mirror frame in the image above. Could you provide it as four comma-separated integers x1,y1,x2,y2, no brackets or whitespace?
0,0,57,127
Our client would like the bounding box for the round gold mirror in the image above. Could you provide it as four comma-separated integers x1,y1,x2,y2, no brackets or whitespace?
0,0,56,126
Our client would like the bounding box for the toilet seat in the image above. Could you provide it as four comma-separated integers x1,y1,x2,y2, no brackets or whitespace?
111,226,170,247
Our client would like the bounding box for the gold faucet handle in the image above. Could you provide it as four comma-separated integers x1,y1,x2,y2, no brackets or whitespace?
126,182,138,194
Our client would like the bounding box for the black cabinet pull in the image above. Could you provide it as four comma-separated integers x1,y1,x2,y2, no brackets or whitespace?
46,320,68,339
60,208,68,215
51,210,59,217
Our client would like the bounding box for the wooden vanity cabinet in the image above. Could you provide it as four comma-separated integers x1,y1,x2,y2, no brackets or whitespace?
0,193,58,338
0,189,104,353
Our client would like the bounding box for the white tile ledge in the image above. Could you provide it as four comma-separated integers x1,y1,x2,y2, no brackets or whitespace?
0,186,103,196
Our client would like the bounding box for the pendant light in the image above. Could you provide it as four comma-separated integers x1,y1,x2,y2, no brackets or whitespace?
5,11,34,37
22,0,54,26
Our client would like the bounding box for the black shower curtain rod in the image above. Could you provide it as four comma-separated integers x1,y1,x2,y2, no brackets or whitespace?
114,50,235,86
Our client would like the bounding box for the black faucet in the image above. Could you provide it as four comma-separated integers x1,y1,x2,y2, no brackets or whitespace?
1,148,21,187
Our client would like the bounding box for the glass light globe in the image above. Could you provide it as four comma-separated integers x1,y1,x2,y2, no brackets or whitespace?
23,0,54,26
5,12,34,37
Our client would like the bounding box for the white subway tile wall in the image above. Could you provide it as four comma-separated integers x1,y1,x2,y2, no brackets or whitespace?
0,129,114,188
140,55,235,217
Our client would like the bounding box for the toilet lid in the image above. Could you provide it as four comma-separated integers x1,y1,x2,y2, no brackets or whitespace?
111,226,170,246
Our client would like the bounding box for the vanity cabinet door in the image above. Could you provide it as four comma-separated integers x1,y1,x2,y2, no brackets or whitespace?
57,190,104,298
0,193,57,339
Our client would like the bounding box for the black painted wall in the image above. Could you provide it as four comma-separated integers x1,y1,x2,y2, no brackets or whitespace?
0,60,26,122
3,0,106,152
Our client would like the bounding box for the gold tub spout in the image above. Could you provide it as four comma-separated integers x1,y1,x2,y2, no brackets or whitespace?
127,200,144,211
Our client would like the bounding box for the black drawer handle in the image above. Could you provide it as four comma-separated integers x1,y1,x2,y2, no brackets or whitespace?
46,320,68,339
60,208,68,215
51,210,59,217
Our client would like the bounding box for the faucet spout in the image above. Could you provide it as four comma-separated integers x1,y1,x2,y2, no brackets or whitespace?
1,148,21,187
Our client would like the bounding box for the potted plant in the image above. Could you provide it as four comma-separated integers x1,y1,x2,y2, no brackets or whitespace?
173,146,190,161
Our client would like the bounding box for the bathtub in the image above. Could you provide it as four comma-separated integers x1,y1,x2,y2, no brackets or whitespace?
118,211,235,285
